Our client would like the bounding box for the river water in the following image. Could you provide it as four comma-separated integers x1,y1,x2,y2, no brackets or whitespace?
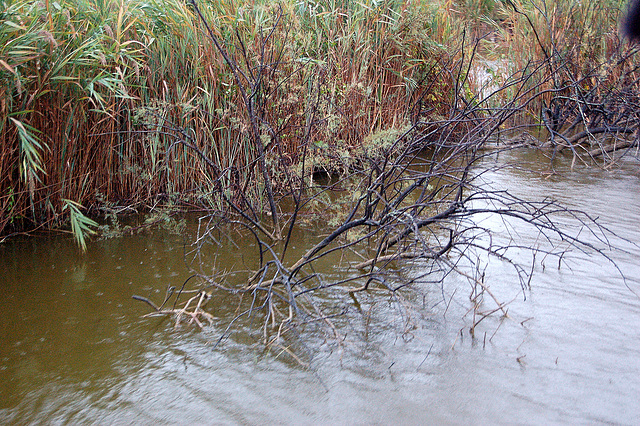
1,150,639,424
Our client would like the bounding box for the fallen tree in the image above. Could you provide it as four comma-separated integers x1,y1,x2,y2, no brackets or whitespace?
133,1,637,358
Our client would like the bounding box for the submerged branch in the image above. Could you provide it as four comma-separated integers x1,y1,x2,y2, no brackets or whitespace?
129,1,635,355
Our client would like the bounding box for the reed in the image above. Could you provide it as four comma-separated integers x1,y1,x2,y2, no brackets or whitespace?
0,0,628,245
461,0,629,121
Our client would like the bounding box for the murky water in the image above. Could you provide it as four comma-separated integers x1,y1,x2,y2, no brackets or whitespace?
1,151,639,425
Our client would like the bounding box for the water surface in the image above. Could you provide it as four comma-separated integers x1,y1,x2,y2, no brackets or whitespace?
1,151,639,424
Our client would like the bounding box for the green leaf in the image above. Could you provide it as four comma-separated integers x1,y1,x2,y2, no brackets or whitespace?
9,117,47,179
63,199,99,252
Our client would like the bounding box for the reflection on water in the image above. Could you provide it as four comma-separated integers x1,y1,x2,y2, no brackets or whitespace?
1,151,639,424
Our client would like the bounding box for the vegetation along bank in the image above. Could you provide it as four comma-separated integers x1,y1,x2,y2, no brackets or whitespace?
1,0,638,248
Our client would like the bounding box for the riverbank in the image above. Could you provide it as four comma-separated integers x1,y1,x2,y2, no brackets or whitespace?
1,0,637,247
